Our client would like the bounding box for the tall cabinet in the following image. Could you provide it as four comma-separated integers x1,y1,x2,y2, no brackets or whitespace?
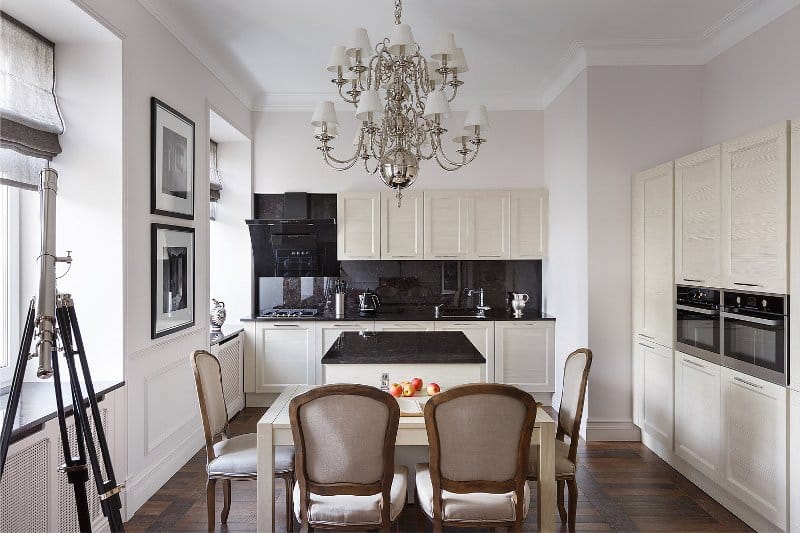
380,190,423,259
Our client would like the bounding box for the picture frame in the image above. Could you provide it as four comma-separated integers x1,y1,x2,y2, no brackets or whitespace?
151,223,195,338
151,97,195,219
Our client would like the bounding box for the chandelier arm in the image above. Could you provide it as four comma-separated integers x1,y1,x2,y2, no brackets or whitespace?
337,84,359,105
434,137,481,169
322,147,363,170
446,83,460,103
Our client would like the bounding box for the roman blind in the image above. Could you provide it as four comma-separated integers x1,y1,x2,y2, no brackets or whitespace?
0,12,64,190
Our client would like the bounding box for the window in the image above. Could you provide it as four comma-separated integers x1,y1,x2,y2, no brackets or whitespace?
209,139,222,220
0,184,20,386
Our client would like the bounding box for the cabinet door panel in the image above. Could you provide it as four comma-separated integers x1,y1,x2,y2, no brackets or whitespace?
435,322,495,382
510,189,547,259
641,341,673,446
674,352,721,481
675,146,722,287
632,334,645,427
255,323,314,392
337,192,380,260
721,368,786,528
722,122,789,292
494,322,554,393
790,389,800,533
470,192,509,259
423,192,469,259
381,191,423,259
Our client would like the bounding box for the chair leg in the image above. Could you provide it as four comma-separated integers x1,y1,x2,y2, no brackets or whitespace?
206,478,216,533
556,479,567,523
284,474,294,533
567,478,578,532
221,479,231,524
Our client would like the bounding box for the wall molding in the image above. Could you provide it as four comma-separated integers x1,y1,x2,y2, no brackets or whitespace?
585,418,641,441
142,356,198,454
128,325,206,361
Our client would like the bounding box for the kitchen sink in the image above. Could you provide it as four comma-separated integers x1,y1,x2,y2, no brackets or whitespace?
436,307,488,319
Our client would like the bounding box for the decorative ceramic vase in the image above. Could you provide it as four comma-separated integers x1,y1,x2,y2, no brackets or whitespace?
210,299,226,333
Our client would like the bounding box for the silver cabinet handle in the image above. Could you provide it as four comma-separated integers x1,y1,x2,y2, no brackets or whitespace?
683,278,705,283
638,342,655,349
273,324,299,328
733,282,763,288
721,312,783,326
733,376,763,389
638,333,655,339
676,304,719,316
683,358,706,369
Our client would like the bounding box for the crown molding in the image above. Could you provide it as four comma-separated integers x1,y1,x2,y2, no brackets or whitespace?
136,0,257,110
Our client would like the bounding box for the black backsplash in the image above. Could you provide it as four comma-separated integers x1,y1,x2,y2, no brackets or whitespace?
256,260,542,314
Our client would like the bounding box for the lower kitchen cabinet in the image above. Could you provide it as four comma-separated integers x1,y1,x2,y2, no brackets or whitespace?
790,388,799,533
209,330,245,418
639,339,673,448
254,322,315,392
494,321,555,393
721,367,787,529
316,321,374,384
434,321,495,382
632,333,645,427
674,352,721,482
373,321,435,331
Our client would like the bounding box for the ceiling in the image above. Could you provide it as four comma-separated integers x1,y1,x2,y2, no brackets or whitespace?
138,0,800,111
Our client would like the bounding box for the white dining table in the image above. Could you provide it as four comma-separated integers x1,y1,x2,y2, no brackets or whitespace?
256,385,556,532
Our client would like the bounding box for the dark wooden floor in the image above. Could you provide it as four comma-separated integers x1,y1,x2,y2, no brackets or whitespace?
125,408,752,532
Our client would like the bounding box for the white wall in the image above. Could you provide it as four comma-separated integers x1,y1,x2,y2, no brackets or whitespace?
584,66,703,440
702,5,800,146
542,71,588,413
253,110,544,192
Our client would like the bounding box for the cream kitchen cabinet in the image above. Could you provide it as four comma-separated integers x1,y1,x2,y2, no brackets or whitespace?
380,190,423,259
494,321,555,393
675,146,723,287
639,339,673,448
373,321,435,331
632,333,646,428
790,388,799,533
468,191,509,259
337,192,381,260
721,367,787,529
423,191,470,259
674,352,721,483
632,162,674,348
435,321,495,382
254,322,315,392
509,189,548,259
315,321,374,384
722,121,789,293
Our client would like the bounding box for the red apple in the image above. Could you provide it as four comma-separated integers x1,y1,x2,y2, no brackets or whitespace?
388,383,403,398
426,382,441,395
411,377,423,391
402,383,416,397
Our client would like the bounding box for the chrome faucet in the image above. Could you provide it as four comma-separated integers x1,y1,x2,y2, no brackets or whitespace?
464,288,491,317
434,304,444,318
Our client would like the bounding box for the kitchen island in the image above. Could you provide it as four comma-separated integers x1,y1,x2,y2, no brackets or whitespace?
321,330,486,388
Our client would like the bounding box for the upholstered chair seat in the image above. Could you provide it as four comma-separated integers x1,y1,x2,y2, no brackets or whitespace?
415,463,530,523
292,465,407,527
529,440,577,478
207,434,294,477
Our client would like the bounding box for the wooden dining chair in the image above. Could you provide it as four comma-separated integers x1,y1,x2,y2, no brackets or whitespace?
289,384,406,532
528,347,593,532
191,350,295,532
416,383,538,532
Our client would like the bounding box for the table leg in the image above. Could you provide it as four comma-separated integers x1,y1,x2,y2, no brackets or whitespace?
536,422,556,533
257,420,275,532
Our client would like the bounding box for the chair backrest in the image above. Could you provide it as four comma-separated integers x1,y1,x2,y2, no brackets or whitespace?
190,350,229,462
290,384,400,527
424,384,537,524
557,348,593,461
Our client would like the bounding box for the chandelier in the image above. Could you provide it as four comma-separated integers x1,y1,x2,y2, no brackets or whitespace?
310,0,489,205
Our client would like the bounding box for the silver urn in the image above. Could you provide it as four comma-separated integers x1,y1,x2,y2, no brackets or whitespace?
210,299,226,333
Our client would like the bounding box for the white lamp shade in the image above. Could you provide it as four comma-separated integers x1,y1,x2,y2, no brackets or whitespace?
310,101,339,126
355,90,384,121
326,45,349,73
431,32,457,61
450,48,468,74
346,27,373,59
423,90,451,118
315,124,338,137
464,104,489,130
389,23,415,56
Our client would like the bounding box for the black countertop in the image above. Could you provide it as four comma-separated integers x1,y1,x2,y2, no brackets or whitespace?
242,306,556,323
1,380,125,444
321,331,486,365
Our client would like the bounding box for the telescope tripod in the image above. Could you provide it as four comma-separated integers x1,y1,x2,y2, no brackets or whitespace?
0,295,124,532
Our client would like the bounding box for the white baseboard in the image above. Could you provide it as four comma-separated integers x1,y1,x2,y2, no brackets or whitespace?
585,418,641,441
124,426,204,517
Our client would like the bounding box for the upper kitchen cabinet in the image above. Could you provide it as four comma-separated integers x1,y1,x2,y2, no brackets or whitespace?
632,161,674,347
722,121,789,294
469,190,510,259
509,189,548,259
423,191,470,259
675,146,723,288
337,192,381,260
380,190,423,259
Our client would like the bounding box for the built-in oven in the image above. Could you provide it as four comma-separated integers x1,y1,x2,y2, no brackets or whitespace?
721,290,788,386
675,286,721,364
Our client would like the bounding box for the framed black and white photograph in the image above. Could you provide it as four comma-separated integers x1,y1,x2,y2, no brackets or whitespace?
151,223,195,338
151,97,195,219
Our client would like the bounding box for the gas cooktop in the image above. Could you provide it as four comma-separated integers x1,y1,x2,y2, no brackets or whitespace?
259,308,319,318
